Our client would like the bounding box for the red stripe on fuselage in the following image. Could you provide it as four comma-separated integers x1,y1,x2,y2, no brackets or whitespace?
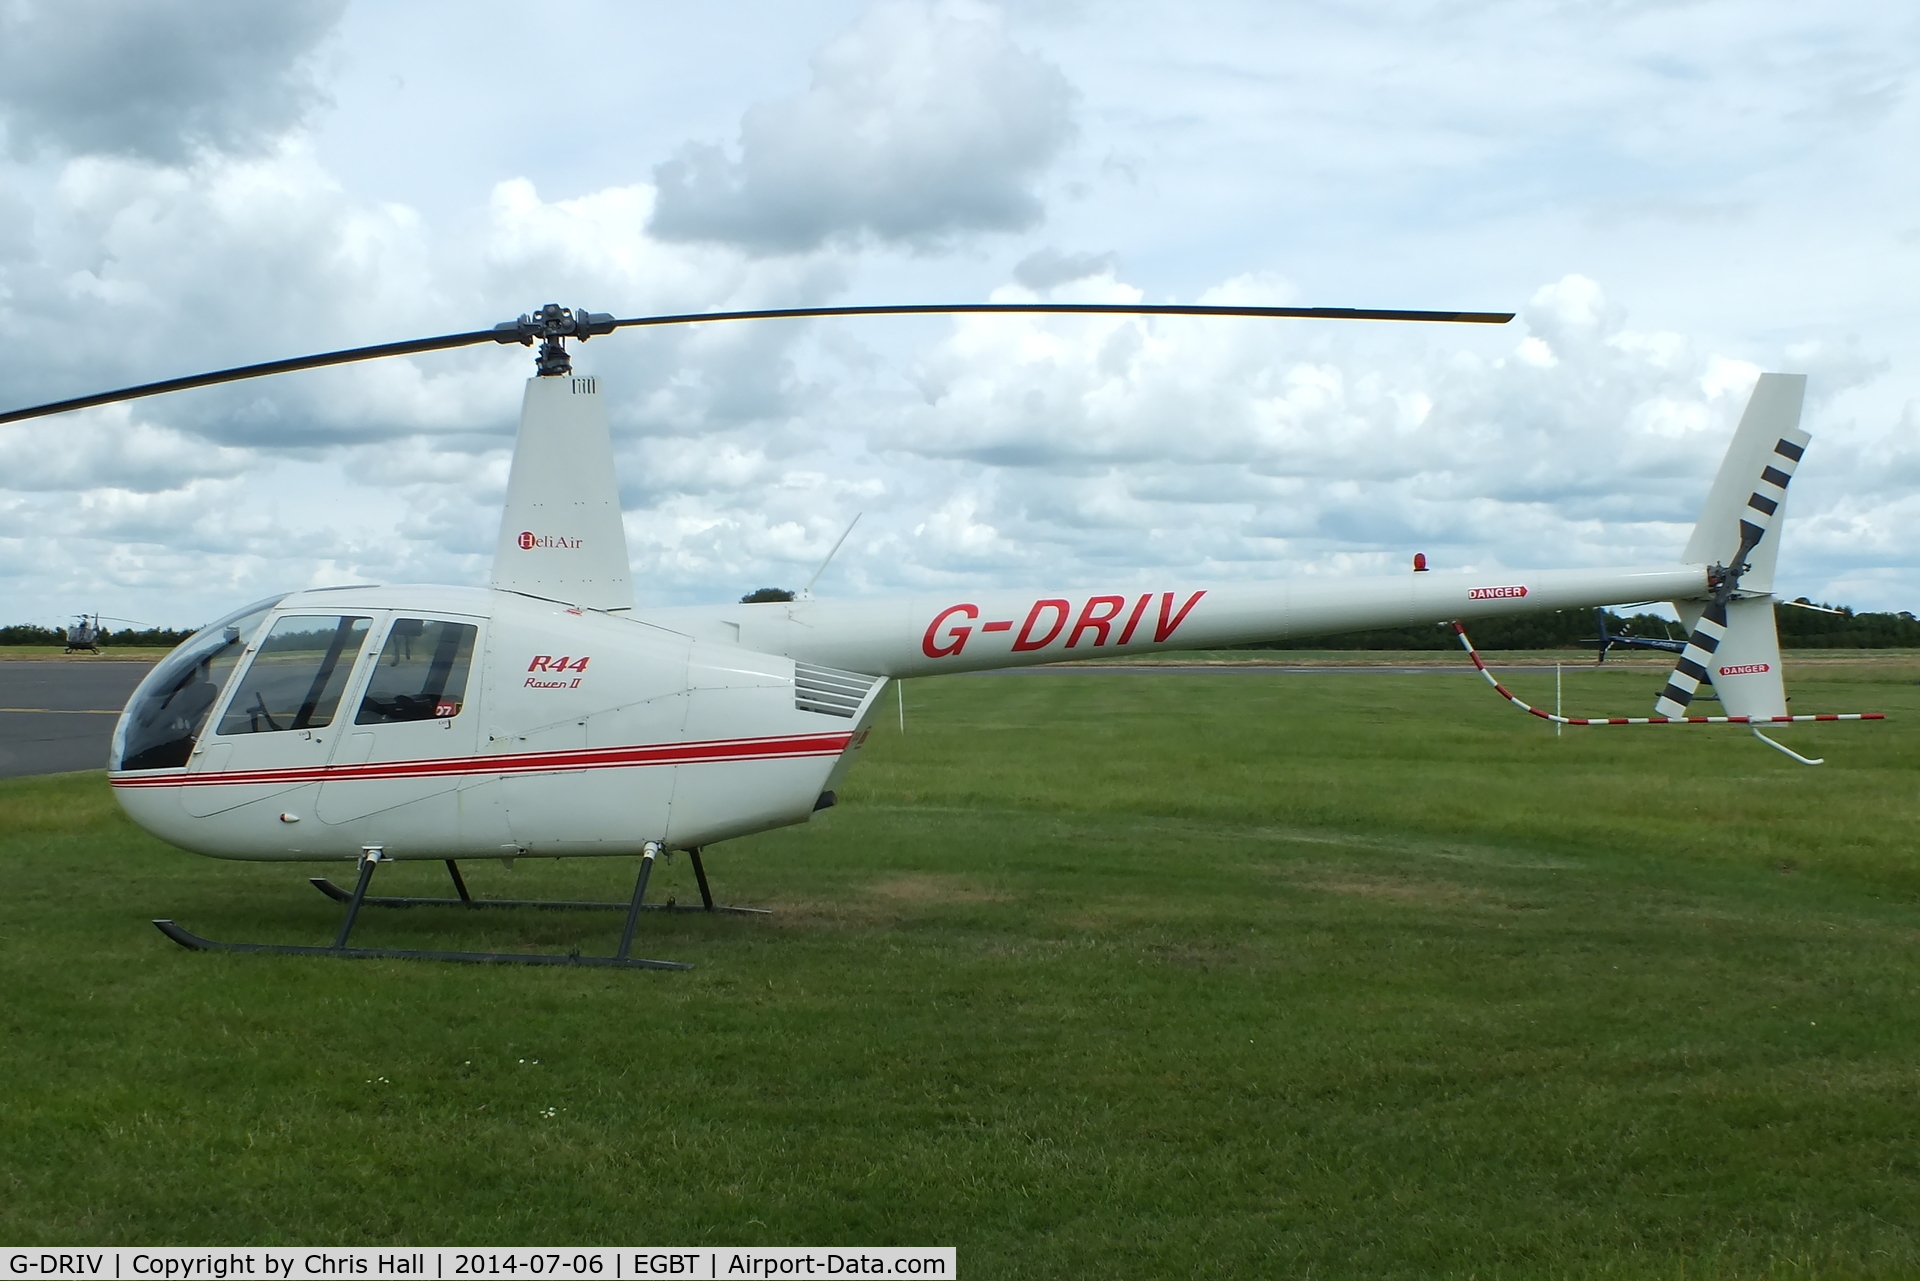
109,731,854,790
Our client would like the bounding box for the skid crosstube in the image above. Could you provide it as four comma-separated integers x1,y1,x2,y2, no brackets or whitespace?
308,879,624,911
305,882,770,914
308,853,770,915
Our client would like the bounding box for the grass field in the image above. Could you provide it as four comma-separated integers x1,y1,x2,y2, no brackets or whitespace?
2,661,1918,1276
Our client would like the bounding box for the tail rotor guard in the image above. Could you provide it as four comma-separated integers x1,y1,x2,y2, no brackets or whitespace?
1450,622,1883,765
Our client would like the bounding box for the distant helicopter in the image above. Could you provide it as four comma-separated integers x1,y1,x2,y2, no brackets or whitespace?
60,613,151,655
0,302,1882,969
64,614,101,655
1586,610,1688,663
1579,609,1720,700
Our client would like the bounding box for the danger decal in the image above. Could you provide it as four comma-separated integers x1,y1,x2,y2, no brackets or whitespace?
922,591,1206,659
1717,663,1772,676
1468,585,1529,600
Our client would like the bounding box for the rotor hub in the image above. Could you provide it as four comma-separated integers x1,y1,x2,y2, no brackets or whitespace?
491,304,617,377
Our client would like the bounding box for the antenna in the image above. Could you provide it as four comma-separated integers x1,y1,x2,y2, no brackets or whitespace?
800,513,862,601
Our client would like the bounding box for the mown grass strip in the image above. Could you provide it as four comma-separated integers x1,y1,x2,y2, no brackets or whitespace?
1,667,1915,1276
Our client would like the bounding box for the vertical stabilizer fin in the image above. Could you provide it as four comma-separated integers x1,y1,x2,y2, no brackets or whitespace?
1699,596,1787,719
1656,373,1809,719
491,375,634,611
1681,372,1808,593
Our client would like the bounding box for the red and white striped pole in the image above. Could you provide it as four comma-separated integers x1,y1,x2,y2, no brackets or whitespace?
1449,621,1884,764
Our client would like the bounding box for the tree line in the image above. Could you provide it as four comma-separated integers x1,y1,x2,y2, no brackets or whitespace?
0,623,199,647
1245,601,1920,651
3,600,1914,651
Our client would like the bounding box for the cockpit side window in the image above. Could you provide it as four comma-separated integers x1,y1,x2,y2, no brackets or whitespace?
112,595,285,771
356,619,478,723
216,615,373,736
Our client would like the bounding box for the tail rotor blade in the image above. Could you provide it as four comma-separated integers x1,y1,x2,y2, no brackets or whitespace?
1653,601,1729,717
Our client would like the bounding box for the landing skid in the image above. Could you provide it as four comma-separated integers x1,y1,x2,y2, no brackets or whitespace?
151,920,687,970
151,844,726,970
307,851,770,916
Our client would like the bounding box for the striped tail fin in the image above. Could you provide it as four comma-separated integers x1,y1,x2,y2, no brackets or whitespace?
1654,376,1810,719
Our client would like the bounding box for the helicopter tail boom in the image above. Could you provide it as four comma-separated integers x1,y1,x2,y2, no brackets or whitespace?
644,562,1712,679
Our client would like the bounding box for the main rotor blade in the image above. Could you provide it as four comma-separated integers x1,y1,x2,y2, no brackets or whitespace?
0,327,501,426
0,301,1512,426
613,302,1515,331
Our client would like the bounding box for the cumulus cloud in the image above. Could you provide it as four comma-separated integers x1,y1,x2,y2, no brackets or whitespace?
0,144,463,439
825,273,1891,592
1012,247,1118,291
535,267,1904,611
649,0,1076,253
0,158,894,621
1,1,1914,628
0,410,254,492
0,0,346,162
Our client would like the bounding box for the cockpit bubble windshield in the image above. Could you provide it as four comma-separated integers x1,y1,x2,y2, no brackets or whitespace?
111,595,286,772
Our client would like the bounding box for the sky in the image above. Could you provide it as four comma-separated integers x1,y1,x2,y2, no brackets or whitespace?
0,0,1915,629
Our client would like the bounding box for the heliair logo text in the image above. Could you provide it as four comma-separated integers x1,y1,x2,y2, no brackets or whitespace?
517,531,582,550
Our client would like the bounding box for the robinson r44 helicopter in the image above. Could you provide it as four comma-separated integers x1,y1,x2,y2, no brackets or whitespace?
0,301,1882,969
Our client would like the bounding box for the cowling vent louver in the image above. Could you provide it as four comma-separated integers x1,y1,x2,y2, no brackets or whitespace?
794,663,881,718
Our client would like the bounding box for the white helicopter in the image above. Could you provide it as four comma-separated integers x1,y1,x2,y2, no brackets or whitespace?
0,302,1880,969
